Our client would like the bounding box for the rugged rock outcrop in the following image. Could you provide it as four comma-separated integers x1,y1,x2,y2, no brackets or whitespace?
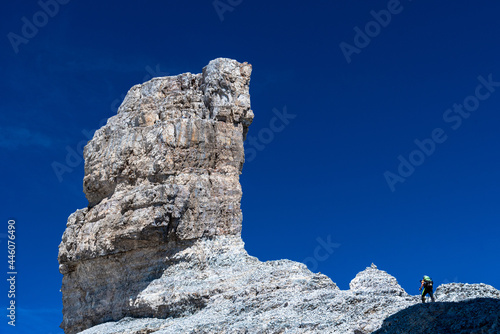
74,263,417,334
77,264,500,334
59,58,500,334
59,58,253,333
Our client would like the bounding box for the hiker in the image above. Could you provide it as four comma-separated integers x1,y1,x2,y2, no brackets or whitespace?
419,275,435,303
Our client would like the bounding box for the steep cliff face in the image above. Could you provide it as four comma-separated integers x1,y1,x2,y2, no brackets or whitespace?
59,59,500,334
58,58,254,333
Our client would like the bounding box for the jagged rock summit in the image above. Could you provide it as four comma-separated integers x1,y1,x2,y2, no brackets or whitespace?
59,58,500,334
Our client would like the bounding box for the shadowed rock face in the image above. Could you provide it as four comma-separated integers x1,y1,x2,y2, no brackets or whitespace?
59,59,500,334
373,298,500,334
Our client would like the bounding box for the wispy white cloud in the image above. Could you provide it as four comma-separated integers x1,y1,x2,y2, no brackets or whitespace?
0,126,53,150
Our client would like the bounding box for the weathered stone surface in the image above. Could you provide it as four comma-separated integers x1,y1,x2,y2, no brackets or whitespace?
349,263,407,296
59,58,500,334
435,282,500,302
78,264,500,334
58,58,253,333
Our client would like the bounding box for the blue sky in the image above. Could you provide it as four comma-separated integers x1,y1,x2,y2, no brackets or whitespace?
2,1,500,333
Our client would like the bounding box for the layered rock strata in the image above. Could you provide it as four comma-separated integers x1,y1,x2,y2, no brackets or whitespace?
59,59,500,334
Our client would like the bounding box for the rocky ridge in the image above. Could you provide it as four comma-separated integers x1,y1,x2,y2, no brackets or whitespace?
59,58,500,334
79,263,500,334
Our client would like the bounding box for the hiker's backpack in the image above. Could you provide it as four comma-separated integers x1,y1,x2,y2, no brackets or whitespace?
423,276,433,288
